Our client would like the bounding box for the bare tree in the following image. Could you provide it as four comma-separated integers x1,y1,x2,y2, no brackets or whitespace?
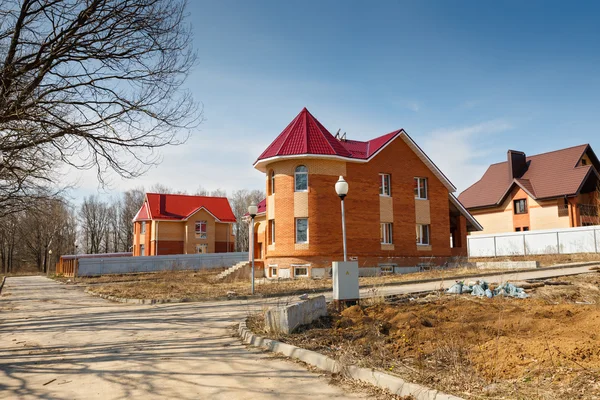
79,195,109,254
229,189,264,252
0,0,200,215
210,188,227,197
119,188,145,251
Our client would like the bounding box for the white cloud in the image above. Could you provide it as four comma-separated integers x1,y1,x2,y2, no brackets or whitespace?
418,120,513,193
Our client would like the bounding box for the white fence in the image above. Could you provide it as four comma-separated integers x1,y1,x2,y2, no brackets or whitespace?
77,252,248,277
468,225,600,258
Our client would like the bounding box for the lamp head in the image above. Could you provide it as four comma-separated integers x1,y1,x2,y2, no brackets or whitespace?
335,176,349,199
248,202,258,218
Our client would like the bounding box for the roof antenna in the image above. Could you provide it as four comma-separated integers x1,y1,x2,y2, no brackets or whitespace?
335,129,341,139
341,132,347,141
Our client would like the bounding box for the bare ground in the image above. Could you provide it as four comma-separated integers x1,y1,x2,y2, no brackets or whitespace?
55,267,520,301
249,273,600,400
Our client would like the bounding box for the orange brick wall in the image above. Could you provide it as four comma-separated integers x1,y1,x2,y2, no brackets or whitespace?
261,136,455,270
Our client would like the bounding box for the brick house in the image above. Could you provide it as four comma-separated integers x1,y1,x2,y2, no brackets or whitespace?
458,145,600,234
250,108,481,279
133,193,236,256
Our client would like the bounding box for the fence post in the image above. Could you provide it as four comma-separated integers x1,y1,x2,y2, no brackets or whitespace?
523,233,527,256
595,229,599,253
556,232,560,254
493,236,497,257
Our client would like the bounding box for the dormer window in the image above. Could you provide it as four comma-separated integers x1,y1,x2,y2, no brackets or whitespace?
582,158,588,166
295,165,308,192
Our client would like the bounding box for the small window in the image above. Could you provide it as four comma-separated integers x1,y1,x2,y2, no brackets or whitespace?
195,221,207,239
269,170,275,194
414,177,428,199
515,227,521,232
140,244,145,256
294,266,309,277
582,158,588,166
416,224,430,245
523,227,529,231
196,244,208,253
514,199,527,214
380,223,393,244
269,220,275,244
380,265,394,274
379,174,391,196
269,265,278,278
141,221,146,234
295,165,308,192
295,218,308,243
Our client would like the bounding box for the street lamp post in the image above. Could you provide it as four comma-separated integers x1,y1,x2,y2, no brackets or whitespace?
335,176,349,261
248,202,258,295
47,249,52,276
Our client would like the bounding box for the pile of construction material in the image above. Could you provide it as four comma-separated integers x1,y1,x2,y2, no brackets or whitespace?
446,279,572,299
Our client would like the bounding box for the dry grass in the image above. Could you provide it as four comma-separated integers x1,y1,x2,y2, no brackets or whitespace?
66,266,522,301
259,273,600,400
469,252,600,267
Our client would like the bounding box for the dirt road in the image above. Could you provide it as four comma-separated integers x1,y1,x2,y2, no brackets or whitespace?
0,277,368,400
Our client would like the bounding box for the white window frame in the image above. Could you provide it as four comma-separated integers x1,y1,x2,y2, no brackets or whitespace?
380,222,393,244
380,264,395,274
196,243,208,254
140,244,145,256
141,221,146,234
414,177,428,199
379,173,391,196
292,264,309,277
295,218,308,244
514,199,527,215
416,224,430,245
294,165,308,192
268,219,276,244
269,170,275,194
195,220,207,239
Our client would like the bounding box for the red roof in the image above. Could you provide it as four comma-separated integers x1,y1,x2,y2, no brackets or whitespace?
459,144,599,209
134,193,236,222
255,108,402,164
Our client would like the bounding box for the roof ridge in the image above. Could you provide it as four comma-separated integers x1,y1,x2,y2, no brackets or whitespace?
527,144,588,158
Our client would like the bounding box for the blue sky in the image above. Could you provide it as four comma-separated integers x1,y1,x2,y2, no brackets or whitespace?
70,0,600,201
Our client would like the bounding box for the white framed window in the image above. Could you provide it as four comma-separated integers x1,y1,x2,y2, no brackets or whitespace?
380,223,393,244
416,224,430,245
295,165,308,192
380,264,395,274
195,220,207,239
414,177,428,199
269,170,275,194
141,221,146,234
379,173,391,196
514,199,527,214
140,244,145,256
292,265,309,277
269,219,275,244
295,218,308,243
268,264,278,278
196,244,208,254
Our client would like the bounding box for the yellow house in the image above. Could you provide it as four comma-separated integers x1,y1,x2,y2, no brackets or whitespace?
459,145,600,234
132,193,236,256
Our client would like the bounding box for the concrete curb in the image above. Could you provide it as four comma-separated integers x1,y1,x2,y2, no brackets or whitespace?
83,261,597,305
237,319,463,400
0,276,6,294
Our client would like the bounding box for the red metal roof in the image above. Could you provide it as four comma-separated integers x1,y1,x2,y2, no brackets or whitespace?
255,108,402,163
135,193,236,222
459,144,598,209
133,202,150,221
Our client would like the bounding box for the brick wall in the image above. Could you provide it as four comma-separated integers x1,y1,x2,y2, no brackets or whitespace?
260,136,455,271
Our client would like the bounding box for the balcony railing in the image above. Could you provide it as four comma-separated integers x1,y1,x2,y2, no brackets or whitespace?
558,204,569,217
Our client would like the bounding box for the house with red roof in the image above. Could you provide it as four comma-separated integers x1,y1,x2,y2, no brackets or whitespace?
132,193,236,256
458,145,600,234
250,108,481,279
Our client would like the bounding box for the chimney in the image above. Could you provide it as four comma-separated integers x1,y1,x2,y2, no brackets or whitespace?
507,150,527,179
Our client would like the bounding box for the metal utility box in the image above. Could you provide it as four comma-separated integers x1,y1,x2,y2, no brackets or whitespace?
332,261,359,300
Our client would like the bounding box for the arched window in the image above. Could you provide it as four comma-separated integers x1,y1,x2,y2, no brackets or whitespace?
294,165,308,192
269,170,275,194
